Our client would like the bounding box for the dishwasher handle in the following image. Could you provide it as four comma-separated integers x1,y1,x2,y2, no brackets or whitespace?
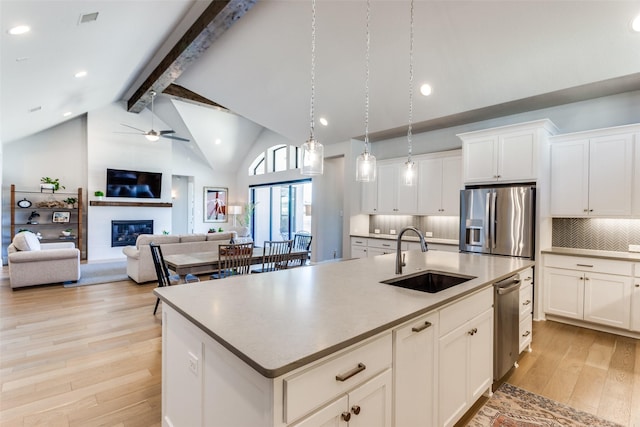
495,277,521,295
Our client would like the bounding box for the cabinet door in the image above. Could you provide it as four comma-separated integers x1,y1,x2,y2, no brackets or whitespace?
376,164,397,214
583,272,632,329
498,130,537,182
544,268,584,320
394,313,438,427
632,275,640,332
439,321,469,427
633,134,640,216
348,369,392,427
588,133,633,216
417,158,443,215
550,140,589,216
395,162,418,213
467,308,493,403
291,395,348,427
463,137,497,183
351,246,368,259
441,156,462,215
361,181,377,214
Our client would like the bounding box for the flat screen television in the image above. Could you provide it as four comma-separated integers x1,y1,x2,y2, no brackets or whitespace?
106,168,162,199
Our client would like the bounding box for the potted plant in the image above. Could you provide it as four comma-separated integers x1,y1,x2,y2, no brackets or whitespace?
94,190,104,200
238,202,257,227
40,177,65,192
63,197,77,209
208,228,217,233
62,228,72,237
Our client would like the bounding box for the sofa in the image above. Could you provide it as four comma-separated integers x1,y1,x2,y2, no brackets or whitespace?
123,231,246,283
8,231,81,289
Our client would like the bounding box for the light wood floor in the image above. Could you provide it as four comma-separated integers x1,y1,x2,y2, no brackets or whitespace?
1,267,639,426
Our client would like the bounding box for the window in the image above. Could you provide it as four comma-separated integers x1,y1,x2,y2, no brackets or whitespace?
270,144,287,172
250,180,312,243
249,144,299,176
249,153,265,176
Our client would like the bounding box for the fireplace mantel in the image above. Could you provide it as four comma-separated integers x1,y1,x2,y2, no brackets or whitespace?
90,201,172,208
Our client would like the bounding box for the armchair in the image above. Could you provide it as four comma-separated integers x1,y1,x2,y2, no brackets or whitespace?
8,231,81,288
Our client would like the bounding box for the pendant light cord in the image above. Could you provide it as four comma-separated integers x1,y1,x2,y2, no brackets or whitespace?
309,0,317,141
407,0,414,163
364,0,371,153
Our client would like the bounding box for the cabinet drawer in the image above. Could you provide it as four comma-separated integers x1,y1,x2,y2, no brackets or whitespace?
283,333,392,424
518,267,534,286
519,284,533,317
368,238,405,250
351,237,367,247
440,287,493,336
545,254,632,276
519,314,532,353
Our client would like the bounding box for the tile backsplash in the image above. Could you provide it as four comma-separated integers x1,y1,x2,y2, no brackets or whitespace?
369,215,460,240
552,218,640,252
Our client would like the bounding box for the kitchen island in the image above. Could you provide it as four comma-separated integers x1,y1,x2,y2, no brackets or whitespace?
155,250,533,427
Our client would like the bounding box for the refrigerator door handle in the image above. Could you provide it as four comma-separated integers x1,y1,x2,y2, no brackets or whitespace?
484,192,491,249
490,191,497,249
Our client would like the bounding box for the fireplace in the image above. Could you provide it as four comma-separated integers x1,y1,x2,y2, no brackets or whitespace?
111,220,153,247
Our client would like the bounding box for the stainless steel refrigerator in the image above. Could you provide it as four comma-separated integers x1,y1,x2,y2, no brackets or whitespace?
459,185,535,259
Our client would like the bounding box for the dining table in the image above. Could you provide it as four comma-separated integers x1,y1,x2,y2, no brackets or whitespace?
163,247,310,278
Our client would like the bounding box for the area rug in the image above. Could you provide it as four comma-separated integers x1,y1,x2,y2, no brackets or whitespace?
64,261,129,287
467,383,623,427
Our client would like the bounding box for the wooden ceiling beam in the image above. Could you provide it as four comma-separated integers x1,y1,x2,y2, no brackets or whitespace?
126,0,256,113
162,83,229,111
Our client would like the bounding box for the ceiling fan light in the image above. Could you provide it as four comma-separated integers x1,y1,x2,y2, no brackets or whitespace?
145,132,160,142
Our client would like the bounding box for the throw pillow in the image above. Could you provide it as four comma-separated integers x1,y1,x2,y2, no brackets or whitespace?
13,231,41,251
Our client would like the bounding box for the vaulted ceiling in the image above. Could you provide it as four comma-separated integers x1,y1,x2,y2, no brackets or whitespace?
2,1,640,167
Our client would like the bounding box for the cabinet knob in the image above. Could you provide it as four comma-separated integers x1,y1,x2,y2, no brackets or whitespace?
635,284,639,288
467,327,478,336
584,209,589,213
589,209,593,212
523,300,531,306
341,412,351,422
522,330,531,337
351,405,361,415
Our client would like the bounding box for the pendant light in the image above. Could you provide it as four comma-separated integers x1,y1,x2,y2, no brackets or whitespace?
356,0,377,182
403,0,415,186
301,0,324,176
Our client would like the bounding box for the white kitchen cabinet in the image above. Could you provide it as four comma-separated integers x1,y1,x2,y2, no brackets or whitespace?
458,119,557,184
418,155,462,216
544,254,634,330
550,127,635,217
292,370,392,427
438,287,493,427
632,263,640,332
351,237,408,259
634,135,640,216
361,181,377,214
351,237,368,259
393,312,438,427
376,162,417,214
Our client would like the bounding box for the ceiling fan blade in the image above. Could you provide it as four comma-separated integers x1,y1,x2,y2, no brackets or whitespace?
120,123,146,133
159,130,176,135
162,134,190,142
113,131,145,135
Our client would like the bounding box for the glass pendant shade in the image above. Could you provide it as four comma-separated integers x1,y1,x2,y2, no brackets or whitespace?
301,137,324,175
404,160,415,186
356,150,377,182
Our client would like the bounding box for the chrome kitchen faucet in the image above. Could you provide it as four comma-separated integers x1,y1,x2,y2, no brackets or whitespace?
396,226,428,274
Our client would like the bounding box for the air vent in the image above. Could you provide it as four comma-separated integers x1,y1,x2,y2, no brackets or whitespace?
79,12,99,24
28,106,42,113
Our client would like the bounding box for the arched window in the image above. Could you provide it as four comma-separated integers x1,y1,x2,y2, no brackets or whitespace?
248,145,299,176
249,153,265,176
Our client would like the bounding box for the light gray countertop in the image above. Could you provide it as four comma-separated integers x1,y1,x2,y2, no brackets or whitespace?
155,251,533,378
542,247,640,262
350,233,459,246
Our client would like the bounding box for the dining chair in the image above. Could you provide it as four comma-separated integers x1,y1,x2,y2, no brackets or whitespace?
212,242,254,279
150,243,199,315
251,240,293,273
289,233,312,267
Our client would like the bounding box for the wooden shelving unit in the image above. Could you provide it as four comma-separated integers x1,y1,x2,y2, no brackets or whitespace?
10,184,85,259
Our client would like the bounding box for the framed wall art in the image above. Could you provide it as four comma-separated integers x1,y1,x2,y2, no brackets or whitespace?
204,187,227,222
52,211,70,223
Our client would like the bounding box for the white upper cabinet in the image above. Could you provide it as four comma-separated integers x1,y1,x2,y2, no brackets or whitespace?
418,155,462,216
376,162,417,214
459,119,558,185
550,125,638,217
633,133,640,216
361,181,378,214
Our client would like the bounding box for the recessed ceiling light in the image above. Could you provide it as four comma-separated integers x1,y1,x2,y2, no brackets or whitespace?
15,57,29,62
63,111,72,117
420,83,433,96
79,12,99,24
74,70,88,78
632,14,640,32
319,117,328,126
8,25,30,35
215,138,222,145
28,106,42,113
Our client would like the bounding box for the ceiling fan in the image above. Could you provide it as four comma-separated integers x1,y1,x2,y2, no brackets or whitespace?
118,90,190,142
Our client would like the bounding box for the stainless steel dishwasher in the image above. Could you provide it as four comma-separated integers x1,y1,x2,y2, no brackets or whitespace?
494,274,521,382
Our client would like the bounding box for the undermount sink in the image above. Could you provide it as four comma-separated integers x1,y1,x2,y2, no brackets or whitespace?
381,270,476,293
